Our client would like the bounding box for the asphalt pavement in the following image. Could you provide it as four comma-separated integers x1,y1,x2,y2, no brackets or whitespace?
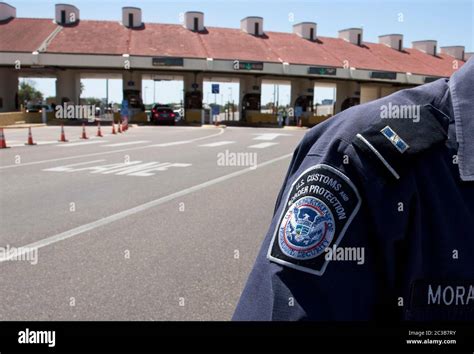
0,125,305,320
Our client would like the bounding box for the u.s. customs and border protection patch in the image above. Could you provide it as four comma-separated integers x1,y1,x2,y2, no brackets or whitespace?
267,164,361,276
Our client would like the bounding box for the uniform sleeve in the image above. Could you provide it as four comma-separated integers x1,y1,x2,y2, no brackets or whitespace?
232,139,386,321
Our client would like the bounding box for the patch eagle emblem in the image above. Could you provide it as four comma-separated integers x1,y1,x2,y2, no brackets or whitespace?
267,164,361,276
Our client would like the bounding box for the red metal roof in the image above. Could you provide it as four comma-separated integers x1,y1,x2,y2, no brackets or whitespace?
46,20,131,55
197,27,281,62
0,18,57,53
0,18,465,76
129,23,208,58
303,36,402,72
404,50,462,77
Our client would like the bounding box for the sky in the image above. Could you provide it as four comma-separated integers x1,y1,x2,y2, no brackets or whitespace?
14,0,474,105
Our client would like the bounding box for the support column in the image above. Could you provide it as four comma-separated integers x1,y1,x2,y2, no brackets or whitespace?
122,71,143,123
360,84,381,104
239,75,261,123
122,71,143,101
353,83,400,105
380,86,400,98
290,78,314,124
290,79,314,108
334,81,359,113
56,70,81,105
183,72,204,123
0,68,19,112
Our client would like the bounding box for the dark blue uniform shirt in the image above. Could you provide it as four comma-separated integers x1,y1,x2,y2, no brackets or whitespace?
233,59,474,321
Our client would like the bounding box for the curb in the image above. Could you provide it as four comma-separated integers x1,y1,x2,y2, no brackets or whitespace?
283,126,308,130
201,124,227,129
0,124,47,129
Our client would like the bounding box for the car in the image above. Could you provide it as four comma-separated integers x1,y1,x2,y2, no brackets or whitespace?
26,103,49,113
150,105,176,125
173,110,183,122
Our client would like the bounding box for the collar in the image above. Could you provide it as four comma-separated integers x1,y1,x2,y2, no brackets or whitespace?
449,58,474,181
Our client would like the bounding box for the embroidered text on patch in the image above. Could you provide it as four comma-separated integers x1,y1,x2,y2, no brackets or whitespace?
267,164,361,276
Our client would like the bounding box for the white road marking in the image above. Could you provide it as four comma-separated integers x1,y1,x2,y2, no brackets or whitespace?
248,142,279,149
148,129,226,147
43,159,106,171
44,160,192,177
253,133,291,141
0,153,291,262
102,140,150,147
37,141,60,145
8,142,26,147
57,140,108,147
199,141,235,147
0,128,225,170
150,141,190,147
7,140,60,147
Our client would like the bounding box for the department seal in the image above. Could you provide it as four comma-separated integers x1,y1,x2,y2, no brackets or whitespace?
267,164,361,276
278,196,335,260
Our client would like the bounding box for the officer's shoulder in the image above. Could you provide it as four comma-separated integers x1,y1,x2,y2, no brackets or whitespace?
303,81,450,179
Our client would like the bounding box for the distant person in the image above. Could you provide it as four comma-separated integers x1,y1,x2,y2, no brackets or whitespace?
282,110,287,126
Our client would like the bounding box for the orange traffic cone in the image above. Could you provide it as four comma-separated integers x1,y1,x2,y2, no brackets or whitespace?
25,127,37,146
80,123,89,139
96,122,103,137
0,128,9,149
58,124,68,142
118,122,122,133
111,121,116,135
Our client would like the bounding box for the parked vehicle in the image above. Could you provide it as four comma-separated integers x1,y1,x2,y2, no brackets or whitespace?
25,103,52,113
173,110,182,122
150,105,176,125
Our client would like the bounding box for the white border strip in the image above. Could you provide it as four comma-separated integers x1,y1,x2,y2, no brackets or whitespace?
356,133,400,180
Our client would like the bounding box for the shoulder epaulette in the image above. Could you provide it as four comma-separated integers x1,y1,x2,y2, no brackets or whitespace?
352,104,449,180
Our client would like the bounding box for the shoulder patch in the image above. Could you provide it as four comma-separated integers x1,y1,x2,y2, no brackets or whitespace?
267,164,361,276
